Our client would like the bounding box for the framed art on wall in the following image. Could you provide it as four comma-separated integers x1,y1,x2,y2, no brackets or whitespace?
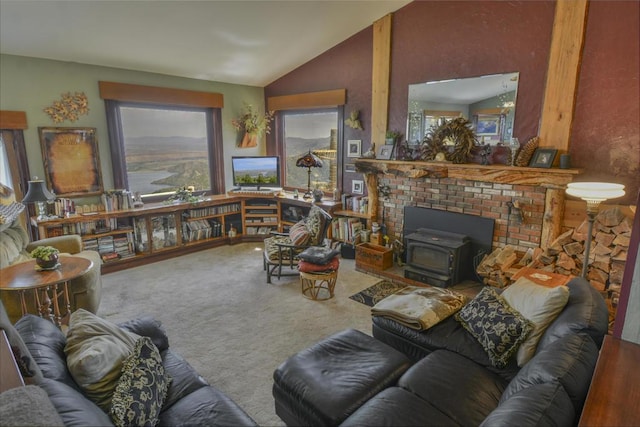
39,127,104,197
347,140,361,158
352,179,364,194
529,148,557,168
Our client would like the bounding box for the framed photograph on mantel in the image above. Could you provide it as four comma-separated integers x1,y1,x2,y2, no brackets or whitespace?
39,127,104,197
529,148,557,168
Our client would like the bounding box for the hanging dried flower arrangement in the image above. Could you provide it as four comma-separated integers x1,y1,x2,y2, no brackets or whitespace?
44,92,89,123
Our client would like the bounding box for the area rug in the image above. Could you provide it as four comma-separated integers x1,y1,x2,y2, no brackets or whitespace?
349,280,407,307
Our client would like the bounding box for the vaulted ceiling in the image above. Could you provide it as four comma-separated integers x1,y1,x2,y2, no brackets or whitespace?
0,0,411,87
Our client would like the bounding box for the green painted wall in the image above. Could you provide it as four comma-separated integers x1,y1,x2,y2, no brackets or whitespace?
0,54,266,197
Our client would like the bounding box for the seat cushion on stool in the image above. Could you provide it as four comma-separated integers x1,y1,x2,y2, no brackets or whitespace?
273,328,412,426
298,257,340,273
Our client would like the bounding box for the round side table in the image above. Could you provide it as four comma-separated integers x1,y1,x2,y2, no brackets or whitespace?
0,256,92,327
300,270,338,301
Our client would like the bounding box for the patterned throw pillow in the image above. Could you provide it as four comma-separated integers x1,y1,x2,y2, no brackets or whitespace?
110,337,171,427
289,220,311,246
305,207,326,245
455,287,533,368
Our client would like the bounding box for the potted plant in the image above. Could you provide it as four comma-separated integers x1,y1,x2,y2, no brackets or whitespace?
385,130,403,145
30,245,60,269
232,103,275,148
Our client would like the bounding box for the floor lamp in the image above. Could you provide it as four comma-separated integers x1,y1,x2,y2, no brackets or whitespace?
565,182,625,278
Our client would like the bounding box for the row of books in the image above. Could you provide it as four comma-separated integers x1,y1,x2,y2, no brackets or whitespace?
245,226,276,235
181,219,219,242
83,232,135,262
330,217,364,243
341,194,369,214
246,217,278,224
102,190,135,212
185,203,241,218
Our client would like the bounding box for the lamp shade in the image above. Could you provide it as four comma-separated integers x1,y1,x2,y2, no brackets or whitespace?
296,151,323,168
22,179,56,203
566,182,625,205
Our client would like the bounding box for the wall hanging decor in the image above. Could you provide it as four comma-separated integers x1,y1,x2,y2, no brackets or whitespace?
345,110,363,130
39,127,103,197
43,92,89,123
231,103,274,148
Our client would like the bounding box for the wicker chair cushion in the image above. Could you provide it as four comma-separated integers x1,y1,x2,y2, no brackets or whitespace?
306,207,326,246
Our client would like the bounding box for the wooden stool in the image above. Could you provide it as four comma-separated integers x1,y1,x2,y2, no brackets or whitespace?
300,270,338,301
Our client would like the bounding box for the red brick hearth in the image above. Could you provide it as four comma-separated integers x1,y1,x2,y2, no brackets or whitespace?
355,160,581,252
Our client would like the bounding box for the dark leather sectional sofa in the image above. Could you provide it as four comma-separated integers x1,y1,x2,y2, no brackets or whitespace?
275,277,608,426
5,308,257,426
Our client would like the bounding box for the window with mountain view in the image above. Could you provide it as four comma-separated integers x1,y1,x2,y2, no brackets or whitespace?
283,109,339,192
117,105,213,197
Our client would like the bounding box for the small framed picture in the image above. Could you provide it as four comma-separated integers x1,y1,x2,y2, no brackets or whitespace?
377,144,395,160
344,163,356,173
352,180,364,194
347,140,361,158
529,148,557,168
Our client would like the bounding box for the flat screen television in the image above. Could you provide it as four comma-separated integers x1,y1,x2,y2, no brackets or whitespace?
231,156,281,190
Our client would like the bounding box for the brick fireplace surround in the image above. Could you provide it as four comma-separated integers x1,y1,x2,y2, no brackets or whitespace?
355,160,581,253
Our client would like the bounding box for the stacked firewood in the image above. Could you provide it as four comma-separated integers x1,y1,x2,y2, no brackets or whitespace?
477,207,633,306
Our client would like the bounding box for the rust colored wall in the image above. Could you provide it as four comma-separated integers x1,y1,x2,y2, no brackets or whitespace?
571,0,639,204
265,1,639,202
265,27,374,193
388,1,555,142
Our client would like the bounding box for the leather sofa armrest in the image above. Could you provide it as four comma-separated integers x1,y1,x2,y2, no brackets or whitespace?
26,235,83,255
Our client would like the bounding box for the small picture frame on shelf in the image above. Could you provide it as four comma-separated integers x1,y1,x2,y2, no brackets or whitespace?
347,140,361,158
377,144,395,160
529,148,557,168
352,180,364,194
344,163,357,173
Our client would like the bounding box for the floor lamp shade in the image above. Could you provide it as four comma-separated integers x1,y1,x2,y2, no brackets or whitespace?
565,182,625,277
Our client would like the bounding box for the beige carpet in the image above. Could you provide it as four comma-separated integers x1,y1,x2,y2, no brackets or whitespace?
98,242,380,426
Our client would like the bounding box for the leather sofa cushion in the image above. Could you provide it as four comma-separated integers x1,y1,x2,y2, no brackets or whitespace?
273,328,411,426
38,377,114,426
372,315,521,382
15,314,75,389
399,350,508,426
481,381,575,427
341,387,457,427
158,386,257,426
537,277,607,350
161,349,210,410
500,333,598,418
119,316,170,352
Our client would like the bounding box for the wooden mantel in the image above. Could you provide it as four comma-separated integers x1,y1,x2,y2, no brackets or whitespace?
355,159,583,248
354,159,581,188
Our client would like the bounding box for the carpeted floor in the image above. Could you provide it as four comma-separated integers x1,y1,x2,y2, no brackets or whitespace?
98,242,380,426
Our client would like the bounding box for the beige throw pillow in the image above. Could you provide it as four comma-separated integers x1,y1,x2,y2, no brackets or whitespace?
64,309,139,411
501,277,569,366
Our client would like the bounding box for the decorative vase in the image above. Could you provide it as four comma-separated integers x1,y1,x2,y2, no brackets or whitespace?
312,189,323,202
240,133,258,148
36,254,59,270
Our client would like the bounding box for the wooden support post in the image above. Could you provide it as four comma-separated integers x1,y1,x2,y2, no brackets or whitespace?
371,13,392,151
365,173,378,224
538,0,589,159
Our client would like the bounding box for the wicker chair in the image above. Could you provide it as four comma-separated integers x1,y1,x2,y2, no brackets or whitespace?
263,206,332,284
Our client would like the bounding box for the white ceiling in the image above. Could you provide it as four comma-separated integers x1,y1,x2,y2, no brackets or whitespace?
0,0,411,87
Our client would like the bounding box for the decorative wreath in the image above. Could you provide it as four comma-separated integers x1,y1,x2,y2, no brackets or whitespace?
419,117,477,164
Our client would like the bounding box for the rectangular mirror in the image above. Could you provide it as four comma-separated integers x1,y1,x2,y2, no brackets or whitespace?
407,72,519,146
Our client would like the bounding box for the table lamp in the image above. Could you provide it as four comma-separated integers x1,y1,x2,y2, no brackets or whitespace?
296,151,323,199
565,182,625,277
22,178,56,220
